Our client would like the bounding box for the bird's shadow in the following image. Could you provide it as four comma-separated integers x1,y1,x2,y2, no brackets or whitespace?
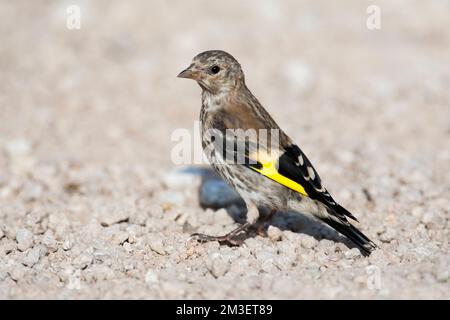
183,166,358,250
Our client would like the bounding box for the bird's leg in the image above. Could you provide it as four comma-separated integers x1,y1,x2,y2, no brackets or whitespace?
190,201,259,246
253,209,276,236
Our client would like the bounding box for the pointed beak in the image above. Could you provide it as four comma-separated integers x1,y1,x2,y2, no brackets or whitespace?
177,65,200,80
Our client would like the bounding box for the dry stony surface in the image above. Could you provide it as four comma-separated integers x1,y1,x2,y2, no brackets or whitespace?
0,1,449,299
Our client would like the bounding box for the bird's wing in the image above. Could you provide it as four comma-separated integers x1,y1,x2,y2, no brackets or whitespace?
246,143,358,222
211,127,357,222
242,140,378,254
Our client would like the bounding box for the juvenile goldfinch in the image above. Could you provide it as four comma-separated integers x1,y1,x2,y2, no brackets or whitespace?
178,50,377,256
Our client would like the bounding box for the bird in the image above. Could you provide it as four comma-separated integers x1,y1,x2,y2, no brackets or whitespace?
178,50,377,256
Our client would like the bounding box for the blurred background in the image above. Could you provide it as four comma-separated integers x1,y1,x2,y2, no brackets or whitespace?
1,0,449,168
0,0,448,299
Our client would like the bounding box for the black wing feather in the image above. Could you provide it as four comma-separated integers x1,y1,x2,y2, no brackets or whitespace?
278,144,358,222
319,216,377,256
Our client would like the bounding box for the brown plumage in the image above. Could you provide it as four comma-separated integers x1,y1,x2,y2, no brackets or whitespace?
178,50,377,255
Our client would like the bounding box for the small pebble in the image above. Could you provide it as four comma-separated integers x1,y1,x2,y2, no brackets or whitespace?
98,205,130,227
100,214,129,227
301,236,318,249
16,228,33,252
421,210,443,228
111,231,129,245
148,236,167,255
5,139,31,157
8,265,28,282
41,232,58,253
22,246,46,267
344,248,361,259
0,241,17,255
62,235,75,251
205,253,230,278
72,253,93,269
267,225,283,242
379,228,397,243
145,270,160,285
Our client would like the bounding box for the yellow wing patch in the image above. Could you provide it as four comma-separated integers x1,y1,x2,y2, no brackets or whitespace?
250,161,308,197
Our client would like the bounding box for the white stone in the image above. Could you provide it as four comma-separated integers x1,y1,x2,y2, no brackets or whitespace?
344,248,361,259
22,246,45,267
145,270,160,285
267,225,283,242
148,236,167,255
206,253,229,278
4,139,31,157
301,236,318,249
16,228,33,252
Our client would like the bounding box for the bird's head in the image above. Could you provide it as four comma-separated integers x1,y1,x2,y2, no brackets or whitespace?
178,50,245,94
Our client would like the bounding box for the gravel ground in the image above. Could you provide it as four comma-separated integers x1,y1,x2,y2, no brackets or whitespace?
0,0,449,299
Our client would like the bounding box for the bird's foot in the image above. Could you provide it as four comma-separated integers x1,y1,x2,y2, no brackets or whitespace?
190,222,250,246
190,233,244,246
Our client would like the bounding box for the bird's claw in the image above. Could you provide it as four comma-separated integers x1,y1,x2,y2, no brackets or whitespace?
190,232,243,246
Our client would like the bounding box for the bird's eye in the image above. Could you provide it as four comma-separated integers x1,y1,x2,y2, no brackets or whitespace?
210,65,220,74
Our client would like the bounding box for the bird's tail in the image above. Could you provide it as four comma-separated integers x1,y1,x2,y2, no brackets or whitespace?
319,215,377,256
288,196,377,256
